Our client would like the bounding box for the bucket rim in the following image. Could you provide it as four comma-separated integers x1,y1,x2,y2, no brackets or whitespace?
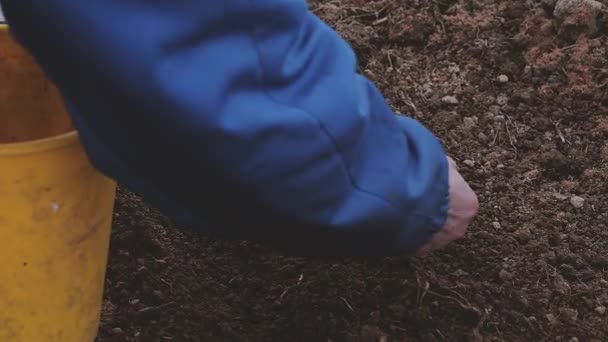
0,23,81,155
0,131,80,156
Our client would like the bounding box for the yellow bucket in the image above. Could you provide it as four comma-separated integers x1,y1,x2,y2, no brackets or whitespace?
0,25,117,341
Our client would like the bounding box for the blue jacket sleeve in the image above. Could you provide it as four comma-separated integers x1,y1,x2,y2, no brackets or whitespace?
1,0,449,256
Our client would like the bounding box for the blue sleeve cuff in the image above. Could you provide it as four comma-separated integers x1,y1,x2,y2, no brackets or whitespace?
393,115,450,253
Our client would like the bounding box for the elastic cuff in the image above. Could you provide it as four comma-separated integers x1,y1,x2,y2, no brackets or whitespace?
426,154,450,233
394,144,450,254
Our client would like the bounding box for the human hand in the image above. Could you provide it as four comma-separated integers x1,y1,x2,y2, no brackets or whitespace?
417,157,479,256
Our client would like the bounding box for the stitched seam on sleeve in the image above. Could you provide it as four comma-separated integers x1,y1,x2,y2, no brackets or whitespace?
244,5,401,212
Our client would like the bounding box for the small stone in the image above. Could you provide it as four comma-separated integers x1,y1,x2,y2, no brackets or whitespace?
477,231,492,239
421,83,434,97
554,0,602,34
546,313,557,324
442,95,459,105
554,279,571,296
454,269,470,277
544,251,557,264
560,307,579,322
595,306,606,316
514,229,532,244
478,132,489,143
463,116,478,129
499,269,513,281
492,222,501,229
582,169,595,178
488,105,501,114
360,325,386,341
448,64,461,74
463,160,475,167
559,264,577,280
548,232,562,246
570,196,585,208
111,328,124,335
554,193,569,200
497,94,509,106
497,75,509,83
569,338,579,342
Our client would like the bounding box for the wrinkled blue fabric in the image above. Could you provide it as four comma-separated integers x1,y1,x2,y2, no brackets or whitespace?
1,0,449,256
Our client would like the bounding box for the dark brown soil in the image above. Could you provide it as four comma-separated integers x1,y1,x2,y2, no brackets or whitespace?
96,1,608,341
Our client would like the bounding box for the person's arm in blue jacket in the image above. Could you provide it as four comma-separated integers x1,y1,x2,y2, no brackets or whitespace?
1,0,459,256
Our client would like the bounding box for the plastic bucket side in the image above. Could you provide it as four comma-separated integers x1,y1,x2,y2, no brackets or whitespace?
0,24,117,341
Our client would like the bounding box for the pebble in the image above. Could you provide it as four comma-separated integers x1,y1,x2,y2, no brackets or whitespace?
477,231,492,239
560,307,579,322
554,0,602,34
497,75,509,83
463,116,478,129
441,95,459,105
554,193,569,200
554,279,571,296
454,269,469,277
548,232,562,246
111,328,124,335
448,65,461,74
570,196,585,208
478,132,489,143
514,229,532,244
559,264,578,280
492,222,501,229
546,313,557,324
488,105,501,114
498,269,513,281
595,306,606,316
569,338,579,342
496,94,509,106
463,160,475,167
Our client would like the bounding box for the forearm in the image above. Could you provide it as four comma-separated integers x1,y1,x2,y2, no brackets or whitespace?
1,0,449,256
